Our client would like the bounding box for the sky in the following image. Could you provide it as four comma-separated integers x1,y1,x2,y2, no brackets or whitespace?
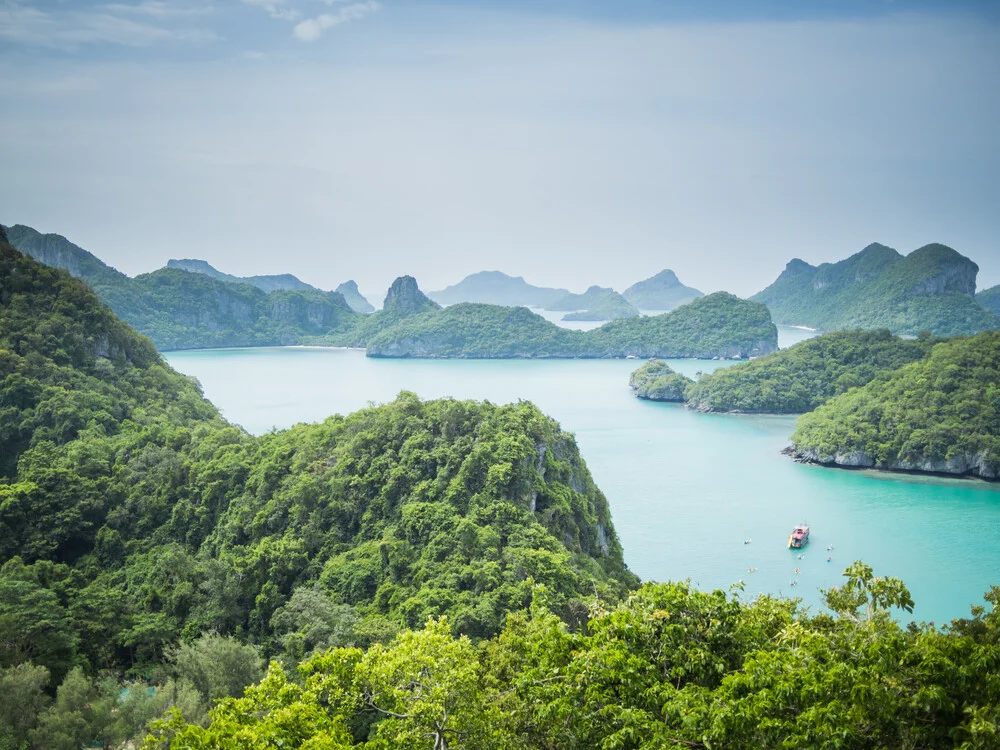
1,0,999,302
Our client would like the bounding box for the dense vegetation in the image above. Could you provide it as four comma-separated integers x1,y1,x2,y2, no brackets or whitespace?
628,360,693,401
753,242,1000,336
685,329,936,413
979,285,1000,316
6,224,777,359
150,565,1000,750
789,331,1000,479
0,238,635,747
623,268,703,310
3,233,1000,747
363,292,777,359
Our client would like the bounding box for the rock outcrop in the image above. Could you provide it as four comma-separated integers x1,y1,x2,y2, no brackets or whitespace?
382,275,440,315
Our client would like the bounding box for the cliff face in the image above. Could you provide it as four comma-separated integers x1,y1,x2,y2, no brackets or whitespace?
787,446,997,481
4,224,128,286
383,275,440,314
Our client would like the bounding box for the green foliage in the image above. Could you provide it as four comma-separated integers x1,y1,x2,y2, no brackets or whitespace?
628,359,693,402
152,568,1000,750
790,331,1000,478
561,290,638,321
753,242,1000,336
979,285,1000,316
167,633,264,706
685,329,935,413
363,292,777,359
0,663,50,750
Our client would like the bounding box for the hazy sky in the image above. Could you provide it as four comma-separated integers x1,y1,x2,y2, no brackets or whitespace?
2,0,999,301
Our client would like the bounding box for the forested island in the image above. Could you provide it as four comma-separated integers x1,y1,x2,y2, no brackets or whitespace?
361,291,777,359
787,331,1000,480
684,329,936,413
628,360,693,401
3,229,999,750
753,242,1000,336
4,224,774,359
623,268,704,310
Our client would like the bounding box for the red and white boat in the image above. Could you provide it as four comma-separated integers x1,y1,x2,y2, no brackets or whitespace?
788,524,810,549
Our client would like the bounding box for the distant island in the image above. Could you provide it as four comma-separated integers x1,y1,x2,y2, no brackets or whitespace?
428,270,569,308
623,269,703,310
428,268,704,320
786,331,999,480
752,242,1000,336
551,286,639,321
167,258,319,293
4,223,777,359
628,360,693,401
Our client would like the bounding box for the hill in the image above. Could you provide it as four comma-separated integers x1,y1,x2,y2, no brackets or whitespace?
0,233,636,746
335,279,375,313
623,269,704,310
752,242,1000,336
428,270,569,308
787,331,1000,479
562,290,639,321
978,284,1000,316
546,285,636,314
167,258,318,293
364,291,777,359
4,223,362,350
684,329,935,413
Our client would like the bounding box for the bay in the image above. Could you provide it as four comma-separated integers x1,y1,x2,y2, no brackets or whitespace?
165,332,1000,625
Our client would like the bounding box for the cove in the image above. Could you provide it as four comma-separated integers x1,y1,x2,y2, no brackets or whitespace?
165,340,1000,624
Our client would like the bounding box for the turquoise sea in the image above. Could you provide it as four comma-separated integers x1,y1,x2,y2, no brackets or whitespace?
165,327,1000,624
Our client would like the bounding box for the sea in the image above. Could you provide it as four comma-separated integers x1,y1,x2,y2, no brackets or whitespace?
165,325,1000,625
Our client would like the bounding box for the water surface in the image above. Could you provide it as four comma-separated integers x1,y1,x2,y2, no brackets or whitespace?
165,343,999,624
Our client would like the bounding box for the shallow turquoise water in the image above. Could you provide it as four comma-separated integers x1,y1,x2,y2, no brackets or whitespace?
165,342,1000,625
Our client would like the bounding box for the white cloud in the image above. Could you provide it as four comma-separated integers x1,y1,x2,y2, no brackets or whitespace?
0,0,216,48
241,0,300,22
293,1,378,42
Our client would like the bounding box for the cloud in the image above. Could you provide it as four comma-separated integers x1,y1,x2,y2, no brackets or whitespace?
241,0,300,22
0,0,217,48
293,1,379,41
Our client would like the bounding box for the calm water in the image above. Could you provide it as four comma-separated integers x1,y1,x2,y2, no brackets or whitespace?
165,332,1000,624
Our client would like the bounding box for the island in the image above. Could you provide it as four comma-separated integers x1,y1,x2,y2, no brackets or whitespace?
752,242,1000,336
683,329,936,413
628,360,694,401
786,331,999,480
623,269,703,310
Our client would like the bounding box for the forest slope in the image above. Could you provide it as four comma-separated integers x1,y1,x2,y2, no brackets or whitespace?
787,331,1000,479
684,329,935,413
753,242,999,335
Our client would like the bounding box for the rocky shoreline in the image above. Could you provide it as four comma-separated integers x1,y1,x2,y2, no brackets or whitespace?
782,445,998,481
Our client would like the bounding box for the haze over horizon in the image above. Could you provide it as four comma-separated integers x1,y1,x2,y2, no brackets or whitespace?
2,0,999,298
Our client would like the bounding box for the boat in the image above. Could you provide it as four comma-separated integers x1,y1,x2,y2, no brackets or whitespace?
787,524,810,549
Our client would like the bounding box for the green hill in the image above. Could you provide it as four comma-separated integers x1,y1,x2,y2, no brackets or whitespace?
546,285,636,315
978,284,1000,316
364,292,777,359
787,331,1000,479
0,234,633,744
684,329,935,413
753,242,999,336
623,269,703,310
